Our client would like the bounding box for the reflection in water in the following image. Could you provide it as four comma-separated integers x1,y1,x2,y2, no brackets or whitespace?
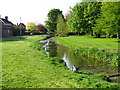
40,39,118,75
63,52,73,71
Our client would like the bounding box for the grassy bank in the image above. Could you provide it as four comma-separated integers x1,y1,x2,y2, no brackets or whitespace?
53,36,118,66
1,36,120,88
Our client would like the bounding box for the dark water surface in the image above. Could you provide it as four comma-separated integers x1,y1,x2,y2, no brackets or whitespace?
40,39,118,75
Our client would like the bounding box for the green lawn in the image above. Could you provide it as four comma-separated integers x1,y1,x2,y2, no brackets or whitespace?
53,36,118,52
1,36,80,88
1,36,120,88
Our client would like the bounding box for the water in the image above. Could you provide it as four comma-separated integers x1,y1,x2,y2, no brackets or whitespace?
40,39,118,75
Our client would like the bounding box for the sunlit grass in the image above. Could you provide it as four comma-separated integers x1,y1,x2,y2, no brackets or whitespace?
1,36,82,88
53,36,118,52
1,36,120,88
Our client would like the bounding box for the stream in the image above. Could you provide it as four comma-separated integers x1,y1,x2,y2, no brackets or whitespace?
40,39,119,83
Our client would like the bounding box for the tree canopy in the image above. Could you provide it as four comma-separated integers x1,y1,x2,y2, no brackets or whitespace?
45,2,120,38
26,22,37,31
45,9,62,33
93,2,120,38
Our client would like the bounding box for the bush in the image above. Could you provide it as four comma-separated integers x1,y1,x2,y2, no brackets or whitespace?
12,28,25,36
75,47,118,66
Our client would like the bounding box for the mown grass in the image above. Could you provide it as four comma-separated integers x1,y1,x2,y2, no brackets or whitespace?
53,36,118,66
1,36,83,88
1,36,120,88
53,36,118,51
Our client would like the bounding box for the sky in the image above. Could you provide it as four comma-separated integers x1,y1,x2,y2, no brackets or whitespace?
0,0,81,25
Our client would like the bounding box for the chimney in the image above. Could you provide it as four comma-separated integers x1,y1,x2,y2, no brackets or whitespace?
5,16,8,20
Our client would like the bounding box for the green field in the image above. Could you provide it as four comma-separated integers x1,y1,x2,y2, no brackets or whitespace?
1,36,120,88
53,36,118,52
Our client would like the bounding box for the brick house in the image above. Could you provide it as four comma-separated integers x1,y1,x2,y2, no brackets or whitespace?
0,16,14,37
37,24,47,33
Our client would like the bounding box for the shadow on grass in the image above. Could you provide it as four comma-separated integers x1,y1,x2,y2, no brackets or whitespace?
0,37,26,42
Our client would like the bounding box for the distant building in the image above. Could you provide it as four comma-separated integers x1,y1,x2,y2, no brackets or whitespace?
19,23,26,30
0,16,13,37
37,24,47,33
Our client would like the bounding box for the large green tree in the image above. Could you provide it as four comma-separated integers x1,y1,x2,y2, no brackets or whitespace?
56,14,70,37
84,2,102,36
93,2,120,38
67,2,88,35
45,9,62,33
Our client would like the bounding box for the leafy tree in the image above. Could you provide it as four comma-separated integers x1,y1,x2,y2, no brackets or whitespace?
45,9,62,33
93,2,120,38
84,2,102,36
56,14,70,37
67,2,88,35
26,22,37,31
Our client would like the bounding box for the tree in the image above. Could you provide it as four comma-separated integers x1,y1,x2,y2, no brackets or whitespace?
67,2,88,35
26,22,37,31
84,2,102,36
56,14,70,37
45,9,62,33
93,2,120,38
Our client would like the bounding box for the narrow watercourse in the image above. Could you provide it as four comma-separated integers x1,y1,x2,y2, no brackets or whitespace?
40,39,119,83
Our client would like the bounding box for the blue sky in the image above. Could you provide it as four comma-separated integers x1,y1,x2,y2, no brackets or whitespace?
0,0,81,25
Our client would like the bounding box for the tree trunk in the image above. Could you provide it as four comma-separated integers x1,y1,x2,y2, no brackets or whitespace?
117,33,120,39
97,34,101,38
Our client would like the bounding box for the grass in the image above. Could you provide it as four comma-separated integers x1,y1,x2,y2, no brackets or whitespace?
1,36,83,88
1,36,120,88
53,36,118,66
53,36,118,51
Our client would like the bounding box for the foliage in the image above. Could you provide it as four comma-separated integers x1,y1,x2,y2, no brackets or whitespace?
26,22,37,31
84,2,102,36
12,25,25,36
56,14,70,37
45,9,62,33
66,2,119,38
93,2,120,38
68,2,88,35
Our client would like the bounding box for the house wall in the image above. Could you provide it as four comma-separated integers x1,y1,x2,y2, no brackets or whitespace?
2,29,13,37
0,17,13,37
38,25,47,33
0,20,3,37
